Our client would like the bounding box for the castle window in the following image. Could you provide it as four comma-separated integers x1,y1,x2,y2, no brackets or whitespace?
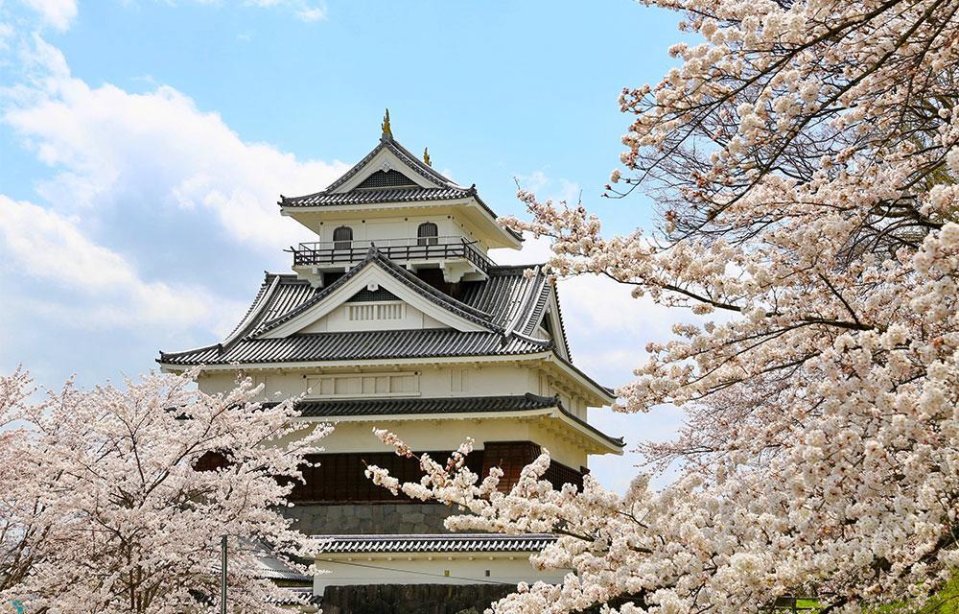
417,222,438,246
333,226,353,250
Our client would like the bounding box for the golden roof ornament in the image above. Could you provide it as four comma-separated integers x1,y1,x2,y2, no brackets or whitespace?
423,147,432,167
381,109,392,140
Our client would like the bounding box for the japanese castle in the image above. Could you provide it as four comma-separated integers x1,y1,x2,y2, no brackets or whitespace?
158,114,623,603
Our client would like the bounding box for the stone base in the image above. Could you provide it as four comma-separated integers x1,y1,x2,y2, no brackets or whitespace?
319,583,514,614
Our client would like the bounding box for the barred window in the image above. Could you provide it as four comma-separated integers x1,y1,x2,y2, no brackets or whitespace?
333,226,353,250
417,222,438,246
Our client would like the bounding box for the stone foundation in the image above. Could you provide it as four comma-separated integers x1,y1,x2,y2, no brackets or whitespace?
319,583,514,614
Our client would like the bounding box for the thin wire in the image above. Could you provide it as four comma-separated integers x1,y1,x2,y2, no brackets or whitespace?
327,558,519,586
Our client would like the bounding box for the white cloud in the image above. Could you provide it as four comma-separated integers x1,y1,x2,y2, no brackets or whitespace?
514,170,581,204
240,0,327,22
294,6,325,22
15,0,323,33
3,49,348,250
0,196,238,330
0,35,344,335
18,0,77,31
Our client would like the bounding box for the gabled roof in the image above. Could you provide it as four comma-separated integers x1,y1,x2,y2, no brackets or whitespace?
157,255,598,398
278,134,523,244
257,247,497,337
326,135,459,193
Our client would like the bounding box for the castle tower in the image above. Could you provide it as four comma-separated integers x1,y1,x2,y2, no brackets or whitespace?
158,117,622,600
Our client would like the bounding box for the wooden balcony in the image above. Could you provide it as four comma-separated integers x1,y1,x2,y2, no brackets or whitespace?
291,236,493,273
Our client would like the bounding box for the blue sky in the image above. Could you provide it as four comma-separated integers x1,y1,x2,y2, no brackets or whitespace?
0,0,689,491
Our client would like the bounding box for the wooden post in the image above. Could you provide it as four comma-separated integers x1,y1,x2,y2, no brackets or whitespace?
220,535,227,614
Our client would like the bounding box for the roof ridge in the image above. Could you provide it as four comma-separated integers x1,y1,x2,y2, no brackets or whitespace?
318,140,388,193
283,137,462,205
365,249,496,326
518,277,553,337
503,265,543,335
221,274,281,349
382,138,462,189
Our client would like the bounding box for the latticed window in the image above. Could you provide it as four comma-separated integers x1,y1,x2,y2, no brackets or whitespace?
417,222,438,246
356,170,417,189
333,226,353,250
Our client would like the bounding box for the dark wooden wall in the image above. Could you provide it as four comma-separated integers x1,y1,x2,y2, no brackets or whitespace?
289,441,585,503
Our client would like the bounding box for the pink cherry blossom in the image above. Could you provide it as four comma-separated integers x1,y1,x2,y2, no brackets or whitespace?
368,2,959,612
0,368,329,613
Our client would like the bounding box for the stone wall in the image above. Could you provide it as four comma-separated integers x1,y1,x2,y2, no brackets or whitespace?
283,502,454,534
319,583,515,614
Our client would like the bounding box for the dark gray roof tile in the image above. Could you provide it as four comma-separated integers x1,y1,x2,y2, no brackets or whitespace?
254,249,496,336
284,186,473,207
281,394,557,417
159,330,548,366
314,533,556,554
278,394,625,448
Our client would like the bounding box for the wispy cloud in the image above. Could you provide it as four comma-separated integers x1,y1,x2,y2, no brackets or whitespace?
514,169,582,204
4,37,348,251
14,0,324,33
0,196,236,330
0,34,344,338
18,0,77,31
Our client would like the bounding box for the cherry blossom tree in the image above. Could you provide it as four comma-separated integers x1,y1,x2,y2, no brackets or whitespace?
368,1,959,612
0,369,328,613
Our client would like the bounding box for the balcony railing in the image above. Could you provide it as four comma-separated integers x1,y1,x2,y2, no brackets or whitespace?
292,236,493,273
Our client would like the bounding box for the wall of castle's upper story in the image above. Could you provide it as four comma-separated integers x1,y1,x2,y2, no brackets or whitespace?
193,361,603,467
196,362,590,420
314,213,489,254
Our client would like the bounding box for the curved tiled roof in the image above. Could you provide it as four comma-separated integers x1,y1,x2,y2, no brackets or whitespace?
314,533,556,554
323,136,460,194
159,329,548,366
253,249,496,337
277,394,625,448
283,186,474,207
157,257,576,370
289,393,557,417
277,135,524,243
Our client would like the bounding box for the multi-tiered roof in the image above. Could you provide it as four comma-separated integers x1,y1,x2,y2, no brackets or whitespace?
157,117,622,597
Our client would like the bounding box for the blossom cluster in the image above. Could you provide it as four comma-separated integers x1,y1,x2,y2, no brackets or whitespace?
0,369,329,613
370,1,959,612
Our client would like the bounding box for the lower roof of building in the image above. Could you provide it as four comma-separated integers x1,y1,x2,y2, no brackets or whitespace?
313,533,556,554
270,393,624,449
158,329,548,365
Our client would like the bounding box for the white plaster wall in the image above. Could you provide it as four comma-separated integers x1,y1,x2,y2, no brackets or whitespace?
196,363,596,466
198,364,544,401
299,301,446,333
317,214,485,251
314,555,566,592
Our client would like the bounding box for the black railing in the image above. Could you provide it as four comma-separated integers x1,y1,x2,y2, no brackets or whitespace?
292,236,492,273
